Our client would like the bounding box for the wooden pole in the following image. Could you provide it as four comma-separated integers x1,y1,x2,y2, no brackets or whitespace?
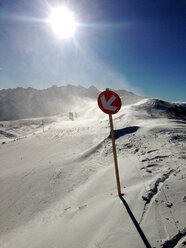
109,113,122,196
106,88,122,196
42,120,44,133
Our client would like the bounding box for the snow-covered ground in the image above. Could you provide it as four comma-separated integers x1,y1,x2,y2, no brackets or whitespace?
0,98,185,248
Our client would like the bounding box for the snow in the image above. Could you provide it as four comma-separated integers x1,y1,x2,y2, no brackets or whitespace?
0,96,186,248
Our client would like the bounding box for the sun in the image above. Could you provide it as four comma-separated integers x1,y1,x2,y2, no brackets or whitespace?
48,7,76,39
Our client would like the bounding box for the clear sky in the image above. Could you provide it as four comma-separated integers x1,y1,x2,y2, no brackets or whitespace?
0,0,185,101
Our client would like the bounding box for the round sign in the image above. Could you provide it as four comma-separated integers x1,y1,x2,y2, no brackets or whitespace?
97,90,122,115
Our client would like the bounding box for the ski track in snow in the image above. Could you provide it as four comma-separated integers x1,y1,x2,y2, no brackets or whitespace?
139,169,174,224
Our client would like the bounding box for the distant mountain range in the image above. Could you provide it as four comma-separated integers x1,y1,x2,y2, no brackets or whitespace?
0,85,144,120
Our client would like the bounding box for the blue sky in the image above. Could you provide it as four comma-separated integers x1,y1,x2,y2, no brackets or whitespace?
0,0,185,101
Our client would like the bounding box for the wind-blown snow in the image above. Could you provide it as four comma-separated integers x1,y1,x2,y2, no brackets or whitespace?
0,85,144,120
0,95,186,248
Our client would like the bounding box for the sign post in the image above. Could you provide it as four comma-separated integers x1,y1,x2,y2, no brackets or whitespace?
42,120,44,133
98,88,122,196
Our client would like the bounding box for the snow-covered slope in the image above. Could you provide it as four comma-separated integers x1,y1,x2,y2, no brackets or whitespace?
0,85,144,120
0,98,186,248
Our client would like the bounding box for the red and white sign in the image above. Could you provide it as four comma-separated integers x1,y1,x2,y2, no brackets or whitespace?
97,90,122,115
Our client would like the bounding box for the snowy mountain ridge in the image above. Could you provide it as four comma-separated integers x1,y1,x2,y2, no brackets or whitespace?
0,84,185,121
0,85,143,120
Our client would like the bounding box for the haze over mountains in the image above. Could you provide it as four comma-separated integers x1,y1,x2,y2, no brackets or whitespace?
0,85,144,120
0,84,185,121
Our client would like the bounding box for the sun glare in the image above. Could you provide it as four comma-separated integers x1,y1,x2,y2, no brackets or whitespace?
49,7,76,39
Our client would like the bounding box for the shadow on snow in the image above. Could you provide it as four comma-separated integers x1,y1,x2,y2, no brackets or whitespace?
119,195,152,248
108,126,139,140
